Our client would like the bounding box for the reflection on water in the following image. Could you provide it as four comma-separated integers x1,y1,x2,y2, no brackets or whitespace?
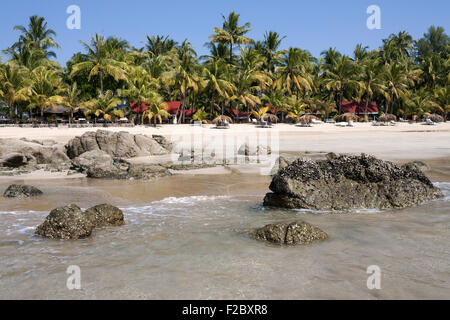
0,169,449,299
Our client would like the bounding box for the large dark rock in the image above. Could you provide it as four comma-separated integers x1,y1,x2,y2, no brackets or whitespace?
35,203,124,239
3,184,43,198
35,204,95,239
84,204,124,227
264,153,443,210
249,221,328,245
66,130,169,159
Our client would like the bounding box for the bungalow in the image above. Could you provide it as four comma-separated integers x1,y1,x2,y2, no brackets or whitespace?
341,101,378,118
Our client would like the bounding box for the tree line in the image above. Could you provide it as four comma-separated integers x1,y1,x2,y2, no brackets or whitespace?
0,12,449,124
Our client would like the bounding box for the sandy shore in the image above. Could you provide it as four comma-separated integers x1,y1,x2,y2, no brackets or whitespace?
1,122,449,161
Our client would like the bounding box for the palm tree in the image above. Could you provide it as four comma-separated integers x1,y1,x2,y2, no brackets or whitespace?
201,58,234,115
382,62,412,114
274,48,314,97
232,48,270,113
322,55,361,114
259,31,285,72
210,12,252,64
84,90,122,123
12,15,60,59
285,95,308,122
141,95,169,125
29,66,63,119
50,82,81,125
0,62,29,120
428,86,449,121
70,34,128,93
118,66,159,123
251,106,269,122
145,35,177,58
358,58,387,120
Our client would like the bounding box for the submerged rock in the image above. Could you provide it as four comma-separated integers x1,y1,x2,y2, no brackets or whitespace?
35,203,124,239
3,184,43,198
249,221,328,245
84,204,124,227
264,153,443,210
35,204,95,239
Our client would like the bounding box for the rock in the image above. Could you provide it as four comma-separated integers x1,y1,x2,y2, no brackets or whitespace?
0,138,70,169
3,184,43,198
66,130,170,159
326,152,340,160
249,221,328,245
270,156,292,175
35,203,124,239
84,204,124,227
238,144,271,156
127,163,171,179
263,153,443,210
402,160,430,171
1,153,28,167
35,204,95,239
71,150,114,172
85,160,171,180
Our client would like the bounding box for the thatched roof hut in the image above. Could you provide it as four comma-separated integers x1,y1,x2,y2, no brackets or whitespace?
261,113,278,123
43,105,70,114
212,115,233,124
425,113,444,123
298,114,318,124
378,113,397,122
336,113,359,122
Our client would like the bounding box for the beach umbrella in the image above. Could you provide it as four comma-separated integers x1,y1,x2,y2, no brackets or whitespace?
378,113,397,122
298,114,318,124
261,113,278,123
337,113,359,122
212,115,233,124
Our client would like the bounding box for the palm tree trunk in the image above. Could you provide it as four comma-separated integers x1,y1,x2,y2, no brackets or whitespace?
9,105,13,121
99,70,104,94
364,97,369,121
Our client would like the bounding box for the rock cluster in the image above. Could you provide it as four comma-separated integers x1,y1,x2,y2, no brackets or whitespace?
249,221,328,245
264,153,443,210
0,138,70,172
3,184,43,198
66,130,170,159
35,203,124,239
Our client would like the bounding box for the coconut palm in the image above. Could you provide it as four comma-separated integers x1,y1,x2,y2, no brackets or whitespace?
28,66,63,119
382,62,413,114
50,82,81,125
12,15,60,59
358,58,387,120
251,106,269,122
286,95,308,122
274,48,314,97
70,34,128,93
191,108,210,124
210,12,252,64
141,95,169,125
322,55,361,114
428,86,449,121
84,90,122,122
201,58,234,115
0,62,30,120
258,31,285,72
118,66,159,123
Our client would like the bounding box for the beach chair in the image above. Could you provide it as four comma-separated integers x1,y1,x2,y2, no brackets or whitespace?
425,119,435,125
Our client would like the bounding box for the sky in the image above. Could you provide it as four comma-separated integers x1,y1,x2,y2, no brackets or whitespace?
0,0,449,66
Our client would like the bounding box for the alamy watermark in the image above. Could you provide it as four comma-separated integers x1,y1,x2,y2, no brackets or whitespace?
366,5,381,30
66,5,81,30
366,265,381,290
66,265,81,290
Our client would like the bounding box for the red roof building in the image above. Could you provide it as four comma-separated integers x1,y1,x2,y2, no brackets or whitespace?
130,101,181,115
341,101,378,114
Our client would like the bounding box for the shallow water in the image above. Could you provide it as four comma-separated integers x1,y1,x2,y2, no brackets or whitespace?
0,166,449,299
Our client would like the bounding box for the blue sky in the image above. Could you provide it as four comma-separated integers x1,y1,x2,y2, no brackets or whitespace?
0,0,448,66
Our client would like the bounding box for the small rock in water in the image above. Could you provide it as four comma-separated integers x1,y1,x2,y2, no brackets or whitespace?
3,184,43,198
35,204,95,240
84,204,124,227
35,203,124,240
249,221,328,245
